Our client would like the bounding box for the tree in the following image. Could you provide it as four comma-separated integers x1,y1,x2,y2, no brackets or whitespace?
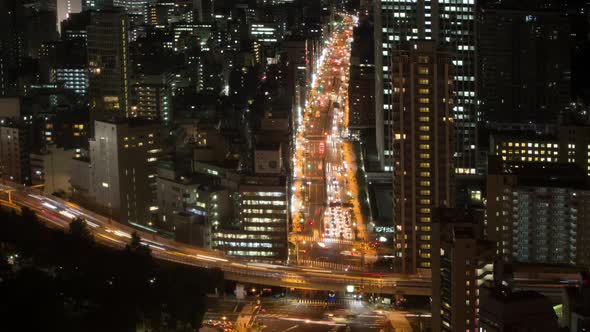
68,218,93,244
126,231,151,256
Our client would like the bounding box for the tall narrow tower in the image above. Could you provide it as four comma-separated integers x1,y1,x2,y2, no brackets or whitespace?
87,10,130,117
391,41,454,273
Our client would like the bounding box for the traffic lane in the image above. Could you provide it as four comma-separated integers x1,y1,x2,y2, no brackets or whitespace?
348,314,387,332
260,317,344,332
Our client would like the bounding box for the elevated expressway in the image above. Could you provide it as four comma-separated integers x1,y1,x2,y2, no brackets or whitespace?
0,181,430,296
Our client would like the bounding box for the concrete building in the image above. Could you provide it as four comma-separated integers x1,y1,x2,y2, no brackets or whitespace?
156,164,233,232
254,143,282,174
0,123,30,184
113,0,148,18
431,208,495,332
56,0,82,32
391,41,454,272
135,82,171,122
249,23,279,45
490,132,559,165
374,0,478,174
479,1,571,124
86,119,163,226
87,10,130,117
479,288,559,332
30,145,74,195
212,175,288,263
487,161,590,267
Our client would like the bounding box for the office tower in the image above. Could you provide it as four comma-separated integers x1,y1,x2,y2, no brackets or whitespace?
479,2,571,124
0,123,30,184
487,161,590,267
25,9,59,59
88,119,162,225
490,132,559,165
82,0,113,11
113,0,148,18
0,0,26,96
249,23,280,45
39,39,88,94
374,0,478,174
87,11,130,117
60,11,90,42
391,41,454,273
479,288,559,332
431,208,494,332
193,0,214,23
212,175,288,263
348,16,375,133
56,0,82,32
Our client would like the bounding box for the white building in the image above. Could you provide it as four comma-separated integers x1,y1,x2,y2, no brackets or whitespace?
87,119,163,226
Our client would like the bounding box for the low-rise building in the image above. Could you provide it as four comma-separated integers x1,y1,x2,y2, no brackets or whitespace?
30,145,74,195
479,288,559,332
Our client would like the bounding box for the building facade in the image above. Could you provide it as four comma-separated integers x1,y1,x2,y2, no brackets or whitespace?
87,10,130,116
478,2,571,124
88,119,162,226
0,123,30,184
431,208,494,332
487,162,590,267
391,41,454,272
374,0,478,174
212,176,288,263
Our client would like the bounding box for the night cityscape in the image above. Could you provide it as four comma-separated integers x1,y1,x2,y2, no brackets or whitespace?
2,0,590,331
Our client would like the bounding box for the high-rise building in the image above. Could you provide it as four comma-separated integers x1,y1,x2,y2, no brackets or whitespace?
431,208,494,332
82,0,113,11
390,41,454,272
249,23,280,45
487,161,590,267
113,0,148,18
87,119,163,226
193,0,214,23
374,0,478,174
479,1,571,124
56,0,82,32
87,11,130,117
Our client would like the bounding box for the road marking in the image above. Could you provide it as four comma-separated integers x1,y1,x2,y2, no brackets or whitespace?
281,325,299,332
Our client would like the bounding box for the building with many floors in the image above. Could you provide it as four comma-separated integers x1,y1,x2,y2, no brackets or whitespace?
390,41,454,273
374,0,478,174
486,160,590,267
431,208,495,332
71,119,163,226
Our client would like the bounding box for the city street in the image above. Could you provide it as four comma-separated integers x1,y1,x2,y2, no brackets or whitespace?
291,14,373,267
